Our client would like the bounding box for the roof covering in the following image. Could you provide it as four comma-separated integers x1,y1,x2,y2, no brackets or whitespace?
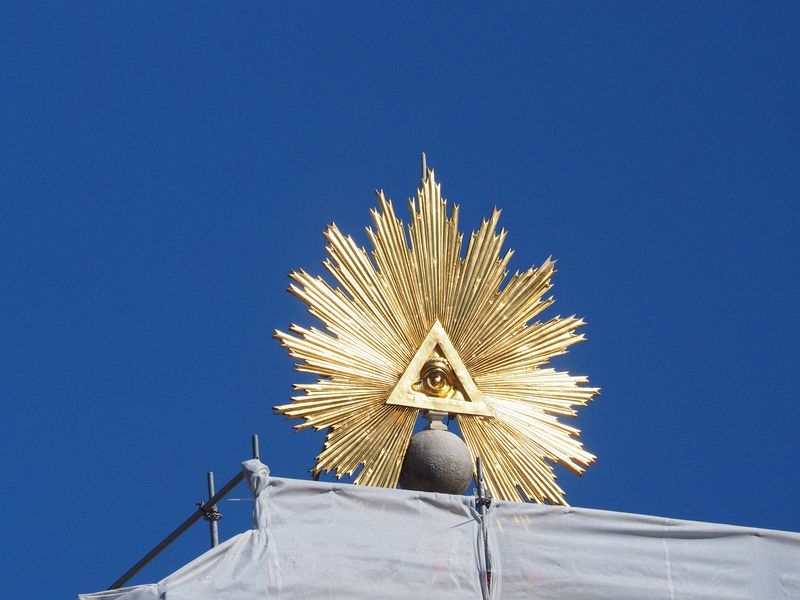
79,459,800,599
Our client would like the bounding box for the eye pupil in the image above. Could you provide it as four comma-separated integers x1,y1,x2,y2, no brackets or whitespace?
418,363,453,397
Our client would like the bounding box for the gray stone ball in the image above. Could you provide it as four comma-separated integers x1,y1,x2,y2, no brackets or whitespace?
399,429,473,495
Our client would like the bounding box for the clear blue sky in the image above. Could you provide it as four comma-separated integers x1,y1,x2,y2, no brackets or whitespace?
2,3,799,597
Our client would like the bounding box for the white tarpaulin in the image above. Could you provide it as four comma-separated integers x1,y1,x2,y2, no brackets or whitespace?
79,459,800,599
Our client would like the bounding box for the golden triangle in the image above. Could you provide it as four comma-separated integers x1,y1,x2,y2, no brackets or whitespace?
385,320,493,417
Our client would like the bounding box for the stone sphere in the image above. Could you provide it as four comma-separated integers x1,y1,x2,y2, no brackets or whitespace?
399,429,473,495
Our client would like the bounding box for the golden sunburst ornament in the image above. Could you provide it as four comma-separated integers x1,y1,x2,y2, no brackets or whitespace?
275,157,598,504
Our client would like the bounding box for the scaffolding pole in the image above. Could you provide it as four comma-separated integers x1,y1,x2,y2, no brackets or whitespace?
108,434,261,590
475,456,493,598
205,471,220,548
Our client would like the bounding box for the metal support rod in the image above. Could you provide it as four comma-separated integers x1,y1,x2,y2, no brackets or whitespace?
206,472,219,548
475,457,493,597
108,469,245,589
476,456,484,499
108,433,260,590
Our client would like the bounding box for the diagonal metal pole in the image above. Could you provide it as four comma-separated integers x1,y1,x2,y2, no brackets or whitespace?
108,471,243,589
108,434,261,590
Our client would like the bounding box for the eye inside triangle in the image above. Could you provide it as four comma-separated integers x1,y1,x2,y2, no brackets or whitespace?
386,321,493,417
412,351,450,396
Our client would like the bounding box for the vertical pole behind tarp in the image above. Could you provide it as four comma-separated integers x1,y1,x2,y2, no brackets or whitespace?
206,472,219,547
476,457,493,599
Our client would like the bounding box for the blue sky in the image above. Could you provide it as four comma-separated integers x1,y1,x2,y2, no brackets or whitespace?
2,3,799,597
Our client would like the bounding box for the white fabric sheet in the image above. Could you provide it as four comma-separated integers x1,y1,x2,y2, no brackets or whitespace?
79,460,800,599
490,501,800,599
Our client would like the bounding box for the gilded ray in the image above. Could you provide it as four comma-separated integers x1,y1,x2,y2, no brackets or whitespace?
274,158,598,503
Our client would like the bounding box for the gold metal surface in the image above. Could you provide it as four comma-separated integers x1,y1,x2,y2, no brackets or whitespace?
275,158,598,503
386,320,492,417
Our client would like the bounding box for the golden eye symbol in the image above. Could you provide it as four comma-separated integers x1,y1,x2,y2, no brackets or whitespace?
416,359,455,398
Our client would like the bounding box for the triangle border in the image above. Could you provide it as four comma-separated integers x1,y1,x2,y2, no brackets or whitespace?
386,320,493,417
